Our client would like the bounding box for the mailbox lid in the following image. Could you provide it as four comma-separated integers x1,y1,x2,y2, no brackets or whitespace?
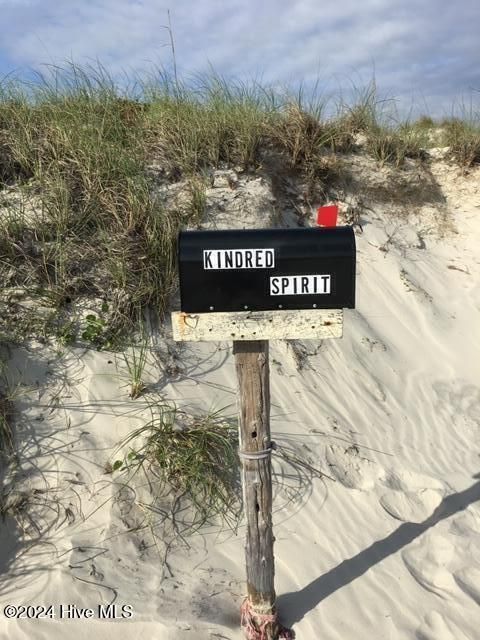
178,226,355,312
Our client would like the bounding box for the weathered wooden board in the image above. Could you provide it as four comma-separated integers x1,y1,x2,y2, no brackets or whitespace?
171,308,343,342
234,340,277,636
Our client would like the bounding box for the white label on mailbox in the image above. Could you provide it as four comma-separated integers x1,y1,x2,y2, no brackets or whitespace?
270,274,331,296
203,248,275,270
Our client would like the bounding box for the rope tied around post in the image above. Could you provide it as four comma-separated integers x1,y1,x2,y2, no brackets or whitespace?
238,442,277,461
240,598,294,640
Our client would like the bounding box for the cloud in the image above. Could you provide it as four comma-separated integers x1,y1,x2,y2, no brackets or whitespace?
0,0,479,115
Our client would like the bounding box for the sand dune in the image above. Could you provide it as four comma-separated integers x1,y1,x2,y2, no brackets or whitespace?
1,155,479,639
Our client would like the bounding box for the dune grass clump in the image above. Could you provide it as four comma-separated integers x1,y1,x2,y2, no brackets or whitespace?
271,101,334,167
336,83,430,167
365,123,428,167
145,73,276,173
0,64,182,344
335,82,433,166
442,117,480,168
122,336,149,399
112,404,240,528
414,115,436,130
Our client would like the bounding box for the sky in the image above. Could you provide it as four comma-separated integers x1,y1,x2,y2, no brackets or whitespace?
0,0,479,117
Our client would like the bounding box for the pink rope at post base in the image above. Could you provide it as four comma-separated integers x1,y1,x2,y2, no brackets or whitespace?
240,598,294,640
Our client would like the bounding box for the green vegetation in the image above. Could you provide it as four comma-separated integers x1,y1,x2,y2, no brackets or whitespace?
0,63,477,540
186,175,208,226
0,390,14,457
111,403,240,529
0,65,478,347
0,352,15,458
441,117,480,167
82,313,107,346
122,336,149,399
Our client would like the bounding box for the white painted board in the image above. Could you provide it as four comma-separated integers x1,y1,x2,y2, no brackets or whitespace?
171,309,343,342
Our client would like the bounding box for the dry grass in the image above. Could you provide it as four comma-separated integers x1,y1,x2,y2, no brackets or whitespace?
0,64,478,346
442,117,480,167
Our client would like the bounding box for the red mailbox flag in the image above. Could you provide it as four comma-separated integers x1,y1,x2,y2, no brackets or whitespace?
317,204,338,227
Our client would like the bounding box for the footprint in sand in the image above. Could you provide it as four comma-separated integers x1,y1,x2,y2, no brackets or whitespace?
449,508,480,538
402,532,457,599
453,567,480,605
326,444,444,525
325,444,386,490
450,508,480,605
111,484,149,534
379,489,443,523
379,470,445,523
416,610,472,640
432,381,480,432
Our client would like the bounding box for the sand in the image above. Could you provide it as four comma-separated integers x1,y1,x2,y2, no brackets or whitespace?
0,154,479,639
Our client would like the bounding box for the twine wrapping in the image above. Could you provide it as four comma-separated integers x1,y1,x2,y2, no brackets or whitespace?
240,598,294,640
238,441,277,461
238,447,272,460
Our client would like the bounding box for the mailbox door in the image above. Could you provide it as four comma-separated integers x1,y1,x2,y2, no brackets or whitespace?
178,226,355,312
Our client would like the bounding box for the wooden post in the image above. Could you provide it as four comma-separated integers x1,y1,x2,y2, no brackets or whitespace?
233,340,279,640
172,308,343,640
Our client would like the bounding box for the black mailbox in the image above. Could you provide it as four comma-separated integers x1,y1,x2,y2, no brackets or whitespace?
178,226,356,313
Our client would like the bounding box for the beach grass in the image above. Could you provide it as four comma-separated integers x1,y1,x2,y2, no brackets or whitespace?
441,117,480,167
0,353,16,458
0,63,478,345
0,391,14,457
122,334,149,399
111,403,241,529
